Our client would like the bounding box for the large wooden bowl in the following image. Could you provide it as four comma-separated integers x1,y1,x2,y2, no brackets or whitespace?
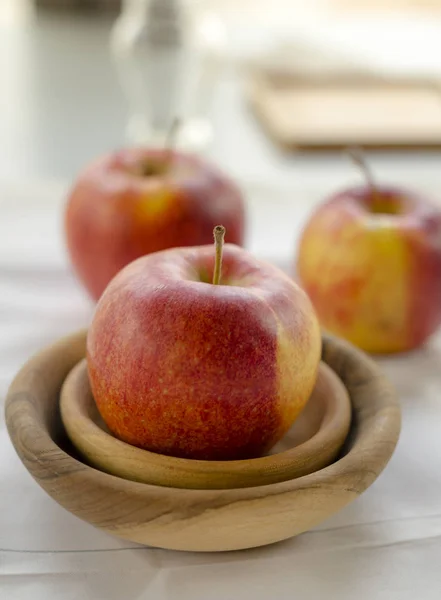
59,359,351,490
5,330,401,552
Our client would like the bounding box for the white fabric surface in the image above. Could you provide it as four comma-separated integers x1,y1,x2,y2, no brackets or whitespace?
1,177,441,599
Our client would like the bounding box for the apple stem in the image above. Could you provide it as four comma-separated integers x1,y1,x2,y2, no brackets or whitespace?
165,117,181,162
212,225,226,285
346,146,379,202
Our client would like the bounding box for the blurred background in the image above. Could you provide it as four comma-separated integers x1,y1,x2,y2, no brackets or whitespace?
2,0,441,187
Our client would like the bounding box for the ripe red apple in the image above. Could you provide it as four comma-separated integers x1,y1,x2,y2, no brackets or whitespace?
65,148,246,300
87,230,321,461
297,152,441,353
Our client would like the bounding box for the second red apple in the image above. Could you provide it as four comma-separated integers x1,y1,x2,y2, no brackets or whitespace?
65,148,246,299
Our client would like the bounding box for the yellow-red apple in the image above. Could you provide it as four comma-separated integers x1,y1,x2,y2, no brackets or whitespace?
65,148,246,300
87,235,321,461
297,180,441,354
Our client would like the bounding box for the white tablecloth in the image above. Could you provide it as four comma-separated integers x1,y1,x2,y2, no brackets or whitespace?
1,177,441,599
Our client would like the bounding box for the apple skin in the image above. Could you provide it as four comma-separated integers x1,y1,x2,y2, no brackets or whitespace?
65,148,246,300
297,185,441,354
87,244,321,461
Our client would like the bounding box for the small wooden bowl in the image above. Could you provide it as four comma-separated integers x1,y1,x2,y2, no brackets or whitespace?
5,330,401,552
60,359,351,490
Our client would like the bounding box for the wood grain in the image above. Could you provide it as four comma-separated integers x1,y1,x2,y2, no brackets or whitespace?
60,359,351,490
249,74,441,151
5,330,401,552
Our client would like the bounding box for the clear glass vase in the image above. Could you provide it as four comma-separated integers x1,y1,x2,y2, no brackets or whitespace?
111,0,227,152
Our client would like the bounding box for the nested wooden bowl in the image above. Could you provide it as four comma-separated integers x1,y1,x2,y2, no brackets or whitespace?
59,359,351,490
5,330,401,552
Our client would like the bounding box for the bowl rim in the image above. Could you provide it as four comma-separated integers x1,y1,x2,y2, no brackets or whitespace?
5,329,401,551
60,358,352,489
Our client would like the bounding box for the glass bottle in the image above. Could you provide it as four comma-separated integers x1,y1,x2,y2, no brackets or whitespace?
111,0,227,151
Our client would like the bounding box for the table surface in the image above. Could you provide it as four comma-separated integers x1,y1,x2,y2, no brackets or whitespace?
2,6,441,600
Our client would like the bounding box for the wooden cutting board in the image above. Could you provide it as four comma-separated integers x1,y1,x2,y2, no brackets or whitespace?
248,73,441,150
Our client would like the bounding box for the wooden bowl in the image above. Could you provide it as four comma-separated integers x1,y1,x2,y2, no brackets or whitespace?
60,359,351,490
5,330,401,552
